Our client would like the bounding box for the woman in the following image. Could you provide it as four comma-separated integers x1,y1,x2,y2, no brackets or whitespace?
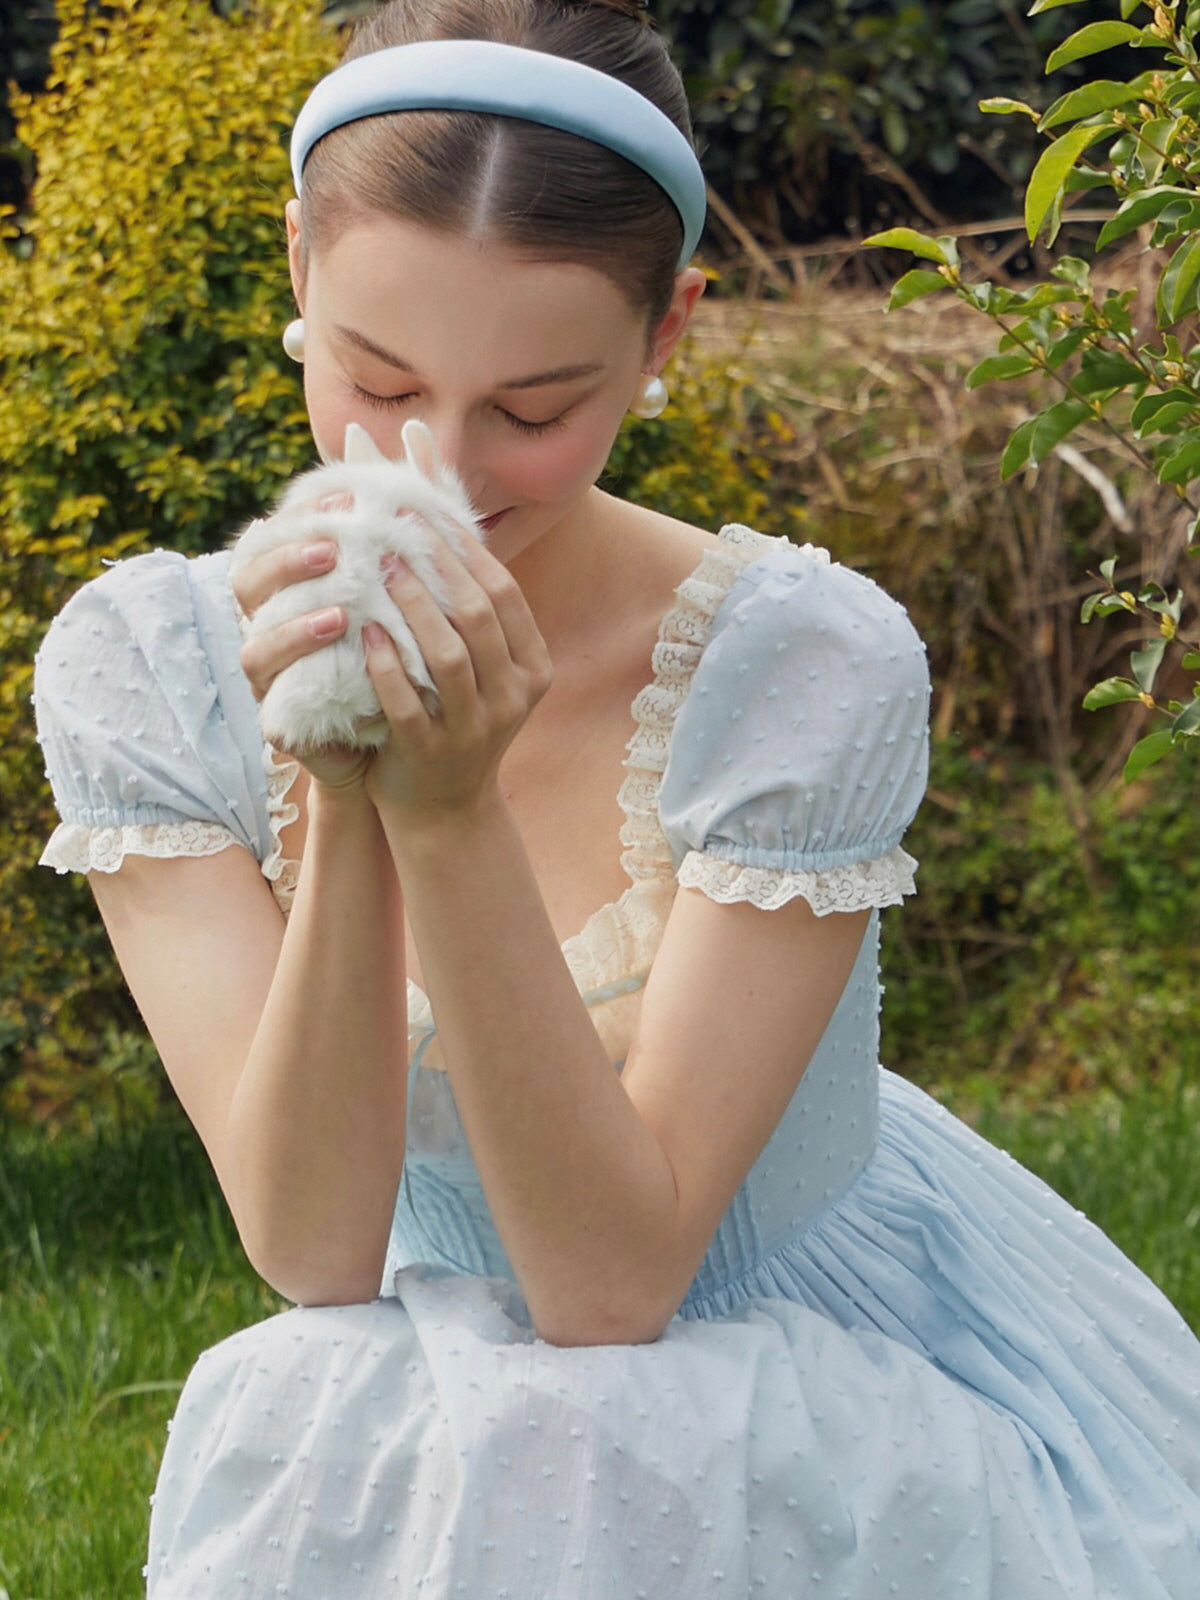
33,1,1200,1595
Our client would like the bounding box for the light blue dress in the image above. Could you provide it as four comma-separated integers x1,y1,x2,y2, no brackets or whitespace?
33,527,1200,1598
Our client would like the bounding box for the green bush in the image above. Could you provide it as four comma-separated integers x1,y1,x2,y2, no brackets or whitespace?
0,0,341,1120
882,736,1200,1094
656,0,1129,247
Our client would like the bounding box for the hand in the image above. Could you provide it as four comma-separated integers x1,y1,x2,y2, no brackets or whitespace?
360,530,554,823
233,493,373,792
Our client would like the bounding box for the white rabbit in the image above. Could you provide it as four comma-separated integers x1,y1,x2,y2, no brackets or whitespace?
230,418,484,753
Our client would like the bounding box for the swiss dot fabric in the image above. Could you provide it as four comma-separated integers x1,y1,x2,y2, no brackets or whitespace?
659,541,930,883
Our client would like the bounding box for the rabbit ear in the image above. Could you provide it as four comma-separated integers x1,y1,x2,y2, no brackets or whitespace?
343,423,388,465
401,418,441,484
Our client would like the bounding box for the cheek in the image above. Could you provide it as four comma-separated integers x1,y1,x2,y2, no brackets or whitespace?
507,416,624,503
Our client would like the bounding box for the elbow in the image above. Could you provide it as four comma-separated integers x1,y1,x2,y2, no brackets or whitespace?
531,1283,681,1349
240,1228,387,1309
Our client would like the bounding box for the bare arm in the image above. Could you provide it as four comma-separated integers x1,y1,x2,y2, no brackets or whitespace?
364,531,869,1345
390,795,867,1346
90,782,408,1306
85,528,413,1306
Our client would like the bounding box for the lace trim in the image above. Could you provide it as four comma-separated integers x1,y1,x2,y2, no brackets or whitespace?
261,743,302,914
39,819,241,875
676,845,919,915
617,525,819,883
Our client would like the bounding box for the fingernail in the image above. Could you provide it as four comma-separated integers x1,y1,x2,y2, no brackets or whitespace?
380,553,411,581
362,622,388,649
310,606,343,638
303,540,336,569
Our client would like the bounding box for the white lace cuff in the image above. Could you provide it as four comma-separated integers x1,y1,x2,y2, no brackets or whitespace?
676,845,918,915
39,820,242,875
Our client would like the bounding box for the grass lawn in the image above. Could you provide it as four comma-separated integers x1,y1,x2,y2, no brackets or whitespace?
1,1071,1197,1598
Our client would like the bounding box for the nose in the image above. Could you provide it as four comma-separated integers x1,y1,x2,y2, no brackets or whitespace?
420,410,488,509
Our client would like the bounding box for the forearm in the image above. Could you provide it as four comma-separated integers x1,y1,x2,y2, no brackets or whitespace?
382,792,683,1344
227,783,408,1305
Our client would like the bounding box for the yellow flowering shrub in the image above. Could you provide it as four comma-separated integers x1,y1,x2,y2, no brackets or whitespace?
0,0,340,1120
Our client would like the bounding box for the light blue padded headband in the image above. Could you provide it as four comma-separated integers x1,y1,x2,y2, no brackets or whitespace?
290,39,706,268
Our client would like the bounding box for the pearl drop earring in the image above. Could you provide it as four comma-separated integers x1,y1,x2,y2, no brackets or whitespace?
630,373,669,420
282,318,306,363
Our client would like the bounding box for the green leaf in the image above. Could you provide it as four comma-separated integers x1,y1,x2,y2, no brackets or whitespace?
1039,80,1140,131
1182,651,1200,670
1172,695,1200,734
1083,676,1144,708
1000,417,1039,479
1156,234,1200,325
1131,637,1166,692
1045,327,1091,370
1100,555,1119,583
1026,124,1115,241
1124,729,1174,780
861,228,949,264
1045,22,1155,74
1096,185,1195,249
1156,435,1200,485
1030,0,1090,11
1071,352,1145,394
1137,118,1177,188
1131,387,1199,433
979,96,1039,119
965,352,1040,388
887,269,949,309
1030,398,1094,462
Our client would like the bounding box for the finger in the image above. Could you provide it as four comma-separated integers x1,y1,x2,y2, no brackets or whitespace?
238,605,347,703
232,492,352,616
441,532,551,679
233,537,338,619
361,619,429,729
383,549,508,715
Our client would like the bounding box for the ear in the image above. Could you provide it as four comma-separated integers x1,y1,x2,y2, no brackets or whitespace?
286,198,306,314
401,418,441,483
344,422,388,464
645,265,707,373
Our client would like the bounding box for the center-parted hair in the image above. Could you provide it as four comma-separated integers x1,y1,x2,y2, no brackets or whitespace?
298,0,696,323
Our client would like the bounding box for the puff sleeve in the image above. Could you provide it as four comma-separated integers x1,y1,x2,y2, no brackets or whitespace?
33,549,280,878
657,543,930,915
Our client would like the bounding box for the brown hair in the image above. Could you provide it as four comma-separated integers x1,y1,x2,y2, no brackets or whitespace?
298,0,695,325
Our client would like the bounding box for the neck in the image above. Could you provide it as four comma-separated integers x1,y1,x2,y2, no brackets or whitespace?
506,487,636,656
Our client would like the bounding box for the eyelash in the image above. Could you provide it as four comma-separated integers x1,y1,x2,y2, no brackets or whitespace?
350,384,568,436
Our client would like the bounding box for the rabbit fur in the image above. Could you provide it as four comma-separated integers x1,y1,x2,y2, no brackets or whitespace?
230,418,485,753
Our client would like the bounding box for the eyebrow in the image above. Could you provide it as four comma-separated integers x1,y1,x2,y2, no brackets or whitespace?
334,326,605,390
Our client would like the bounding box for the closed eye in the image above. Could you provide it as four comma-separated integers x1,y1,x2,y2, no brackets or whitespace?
350,383,569,436
351,385,418,413
500,409,568,436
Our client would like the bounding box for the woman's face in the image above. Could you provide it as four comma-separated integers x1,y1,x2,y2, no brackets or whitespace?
288,208,699,565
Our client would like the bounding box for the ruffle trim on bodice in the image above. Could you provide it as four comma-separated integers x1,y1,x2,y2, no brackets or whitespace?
617,525,784,885
261,743,302,914
39,819,241,874
676,844,919,916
